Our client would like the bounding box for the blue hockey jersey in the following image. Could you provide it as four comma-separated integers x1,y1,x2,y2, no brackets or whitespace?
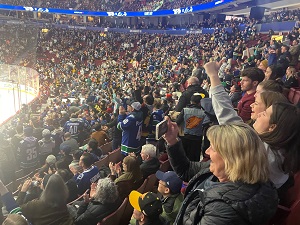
63,118,84,140
149,109,164,134
17,137,39,169
117,111,143,155
76,166,100,195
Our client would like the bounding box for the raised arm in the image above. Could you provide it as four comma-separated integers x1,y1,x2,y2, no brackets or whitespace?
163,117,210,182
204,62,242,125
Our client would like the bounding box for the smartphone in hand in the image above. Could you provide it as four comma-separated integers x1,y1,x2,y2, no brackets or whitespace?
155,120,168,140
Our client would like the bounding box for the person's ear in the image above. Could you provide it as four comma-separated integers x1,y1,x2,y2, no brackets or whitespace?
140,213,145,222
253,80,259,87
268,124,276,132
164,187,170,195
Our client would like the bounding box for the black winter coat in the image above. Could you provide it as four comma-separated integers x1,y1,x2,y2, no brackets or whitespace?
167,140,278,225
140,157,161,180
75,199,121,225
175,85,208,112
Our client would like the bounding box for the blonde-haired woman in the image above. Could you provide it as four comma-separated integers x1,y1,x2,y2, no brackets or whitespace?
163,119,278,225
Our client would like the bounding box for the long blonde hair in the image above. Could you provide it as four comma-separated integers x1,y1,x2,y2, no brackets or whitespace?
207,122,269,184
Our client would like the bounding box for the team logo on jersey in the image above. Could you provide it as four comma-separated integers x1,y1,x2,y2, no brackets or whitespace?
186,116,203,129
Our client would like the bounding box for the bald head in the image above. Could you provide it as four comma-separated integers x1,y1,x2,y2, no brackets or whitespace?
187,77,200,87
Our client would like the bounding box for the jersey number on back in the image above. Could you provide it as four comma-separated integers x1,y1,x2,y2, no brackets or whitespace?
26,147,37,161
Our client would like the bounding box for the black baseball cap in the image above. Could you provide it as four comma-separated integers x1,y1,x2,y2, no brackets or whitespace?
129,191,162,218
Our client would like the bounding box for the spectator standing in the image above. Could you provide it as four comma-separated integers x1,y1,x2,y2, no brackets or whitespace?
237,67,264,123
31,118,43,141
217,57,228,81
10,125,24,157
176,94,206,161
117,102,143,155
60,132,79,153
38,129,55,165
17,127,39,175
107,114,122,151
51,121,64,156
149,101,164,135
77,126,90,147
175,77,208,112
56,145,73,171
64,113,84,141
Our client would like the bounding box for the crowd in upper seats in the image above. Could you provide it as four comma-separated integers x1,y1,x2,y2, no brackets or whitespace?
39,0,78,9
0,24,38,65
120,0,164,13
0,11,300,225
263,8,300,23
0,0,212,11
2,0,300,21
77,0,122,12
0,0,37,6
159,0,212,10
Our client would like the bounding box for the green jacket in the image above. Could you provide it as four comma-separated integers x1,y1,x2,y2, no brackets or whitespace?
161,193,183,224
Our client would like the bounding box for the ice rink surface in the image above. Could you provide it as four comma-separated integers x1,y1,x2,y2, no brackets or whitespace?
0,89,35,125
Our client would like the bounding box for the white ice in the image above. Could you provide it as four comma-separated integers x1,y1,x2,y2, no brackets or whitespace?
0,89,35,125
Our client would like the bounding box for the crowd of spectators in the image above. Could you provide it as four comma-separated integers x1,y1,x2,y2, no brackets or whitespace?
0,8,300,225
120,0,163,12
160,0,212,10
0,0,38,6
263,8,300,23
2,0,300,23
0,0,212,11
0,24,38,65
40,0,78,10
77,0,122,12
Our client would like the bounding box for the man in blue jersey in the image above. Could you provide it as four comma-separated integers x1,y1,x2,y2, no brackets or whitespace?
76,152,100,195
149,101,164,134
117,101,143,156
17,126,39,175
63,113,84,141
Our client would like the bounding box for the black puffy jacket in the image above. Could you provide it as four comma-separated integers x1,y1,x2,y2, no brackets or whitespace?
175,85,208,112
167,140,278,225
